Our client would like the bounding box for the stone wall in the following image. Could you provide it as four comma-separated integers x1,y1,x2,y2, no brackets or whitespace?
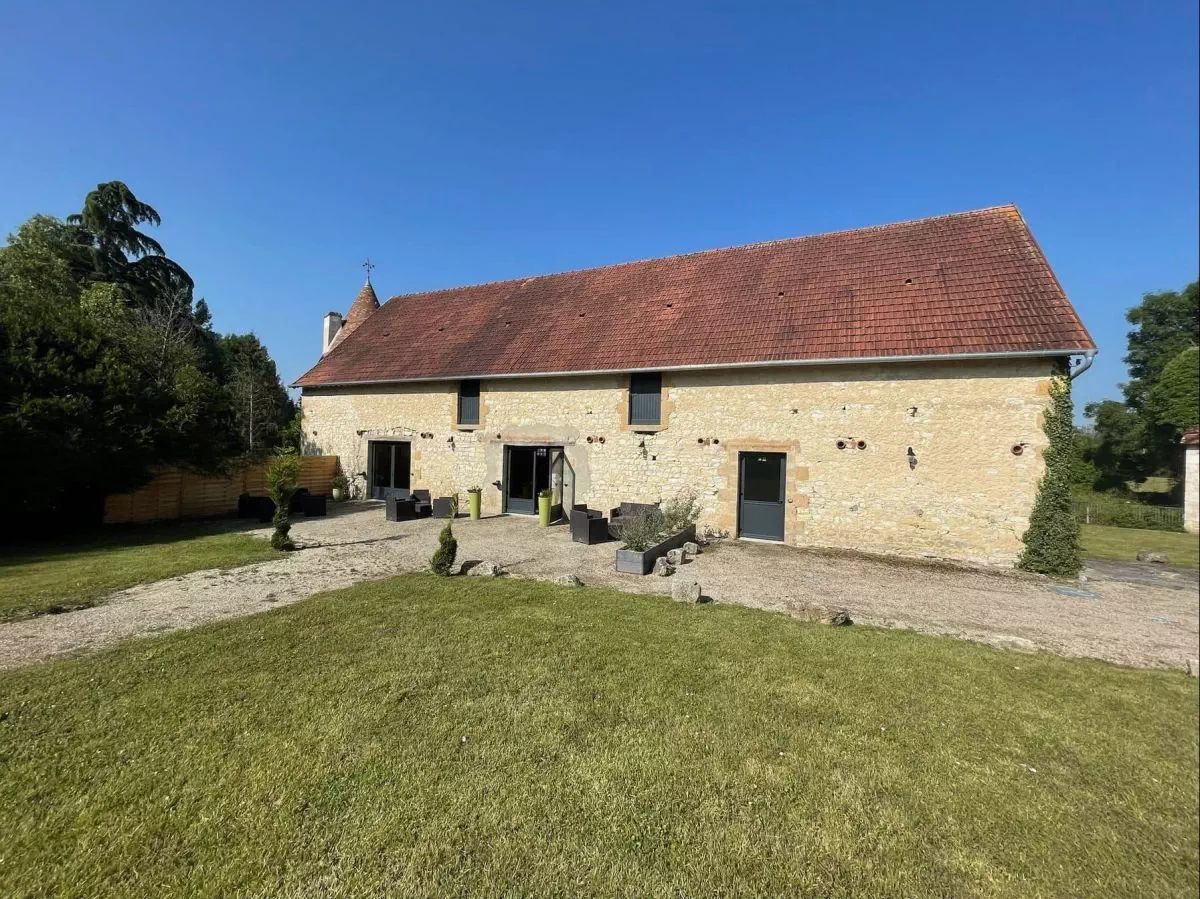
300,358,1057,565
1184,445,1199,535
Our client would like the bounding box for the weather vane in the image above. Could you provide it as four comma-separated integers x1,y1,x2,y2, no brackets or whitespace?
362,257,375,281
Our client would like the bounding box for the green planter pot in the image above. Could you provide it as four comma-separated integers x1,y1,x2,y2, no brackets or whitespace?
468,492,481,520
537,493,552,527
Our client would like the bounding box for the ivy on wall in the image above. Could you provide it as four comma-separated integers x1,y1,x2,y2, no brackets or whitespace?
1019,369,1082,576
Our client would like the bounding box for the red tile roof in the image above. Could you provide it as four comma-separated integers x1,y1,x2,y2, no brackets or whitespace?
327,280,380,350
295,205,1095,387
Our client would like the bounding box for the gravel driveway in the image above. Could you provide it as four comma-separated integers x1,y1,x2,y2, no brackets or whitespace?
1,503,1196,671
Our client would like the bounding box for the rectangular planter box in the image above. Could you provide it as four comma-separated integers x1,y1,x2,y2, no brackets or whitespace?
615,525,696,575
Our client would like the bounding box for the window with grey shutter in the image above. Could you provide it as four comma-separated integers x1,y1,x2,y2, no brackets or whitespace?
458,379,480,426
628,372,662,426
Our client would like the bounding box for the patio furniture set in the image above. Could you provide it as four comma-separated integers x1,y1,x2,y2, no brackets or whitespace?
385,490,455,521
237,489,328,523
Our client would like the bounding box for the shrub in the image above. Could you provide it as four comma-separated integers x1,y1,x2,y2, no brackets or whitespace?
430,520,458,575
1019,372,1081,576
265,452,302,551
661,488,703,533
619,508,666,552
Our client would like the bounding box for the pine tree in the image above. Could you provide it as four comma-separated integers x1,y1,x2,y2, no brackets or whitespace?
430,520,458,575
1019,371,1082,576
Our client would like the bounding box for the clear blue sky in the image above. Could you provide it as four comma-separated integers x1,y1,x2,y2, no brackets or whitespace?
3,1,1197,412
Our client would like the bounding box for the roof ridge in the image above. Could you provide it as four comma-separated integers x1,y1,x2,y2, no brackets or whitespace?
384,204,1021,304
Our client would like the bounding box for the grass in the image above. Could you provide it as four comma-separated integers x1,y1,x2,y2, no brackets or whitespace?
0,523,281,622
0,576,1196,898
1081,524,1200,569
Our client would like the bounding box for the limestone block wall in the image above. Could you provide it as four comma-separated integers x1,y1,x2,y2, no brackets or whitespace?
1184,446,1199,535
300,358,1056,565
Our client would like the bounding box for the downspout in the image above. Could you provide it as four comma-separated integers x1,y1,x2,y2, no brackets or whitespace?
1069,350,1097,380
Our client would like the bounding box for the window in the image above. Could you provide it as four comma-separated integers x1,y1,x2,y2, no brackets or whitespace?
457,379,480,426
628,372,662,426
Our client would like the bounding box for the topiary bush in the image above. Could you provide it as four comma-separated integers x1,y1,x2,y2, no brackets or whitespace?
430,519,458,575
1019,370,1082,576
265,452,302,551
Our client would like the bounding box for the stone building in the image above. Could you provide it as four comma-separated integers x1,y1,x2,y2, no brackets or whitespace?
1183,428,1199,535
294,205,1095,565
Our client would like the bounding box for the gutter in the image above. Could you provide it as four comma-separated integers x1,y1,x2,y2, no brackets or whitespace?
1069,349,1098,380
293,347,1094,390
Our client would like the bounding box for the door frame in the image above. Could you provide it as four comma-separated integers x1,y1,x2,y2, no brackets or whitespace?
736,450,787,541
367,439,411,500
503,444,565,518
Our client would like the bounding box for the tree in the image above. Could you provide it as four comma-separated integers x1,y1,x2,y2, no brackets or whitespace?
1122,282,1198,411
1019,371,1081,576
1084,281,1199,486
1146,346,1199,434
67,181,193,300
430,520,458,575
0,184,294,534
265,453,301,550
218,334,295,456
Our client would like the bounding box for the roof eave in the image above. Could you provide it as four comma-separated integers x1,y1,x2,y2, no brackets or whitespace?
292,347,1096,390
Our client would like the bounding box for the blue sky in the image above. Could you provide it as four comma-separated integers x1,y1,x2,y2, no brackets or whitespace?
2,1,1197,412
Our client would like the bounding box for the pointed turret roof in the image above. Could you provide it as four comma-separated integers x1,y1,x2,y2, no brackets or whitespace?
329,280,380,349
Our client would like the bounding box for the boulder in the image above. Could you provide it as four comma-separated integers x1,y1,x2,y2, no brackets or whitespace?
1187,658,1199,678
671,579,702,603
666,547,686,566
554,574,583,588
682,541,700,556
653,556,673,577
1136,551,1169,564
828,610,853,626
466,560,502,577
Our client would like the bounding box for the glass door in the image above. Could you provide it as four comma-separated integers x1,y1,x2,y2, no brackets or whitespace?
368,440,411,499
550,448,573,522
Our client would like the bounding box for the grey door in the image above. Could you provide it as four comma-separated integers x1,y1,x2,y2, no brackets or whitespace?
738,452,786,540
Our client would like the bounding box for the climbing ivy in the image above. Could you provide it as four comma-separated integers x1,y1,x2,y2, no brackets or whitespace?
1018,369,1082,576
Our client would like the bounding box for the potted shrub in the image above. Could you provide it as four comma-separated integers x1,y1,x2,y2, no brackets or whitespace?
614,489,702,575
331,472,348,502
537,488,553,527
466,486,483,520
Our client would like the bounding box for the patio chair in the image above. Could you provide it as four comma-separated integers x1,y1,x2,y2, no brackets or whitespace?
410,489,433,518
431,496,456,519
570,504,609,545
387,496,418,521
607,501,659,540
302,493,328,517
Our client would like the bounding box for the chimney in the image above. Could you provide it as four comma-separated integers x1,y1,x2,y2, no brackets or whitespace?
322,312,344,355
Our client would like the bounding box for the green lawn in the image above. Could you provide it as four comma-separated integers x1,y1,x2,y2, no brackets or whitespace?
1081,524,1200,569
1,577,1195,897
0,524,281,622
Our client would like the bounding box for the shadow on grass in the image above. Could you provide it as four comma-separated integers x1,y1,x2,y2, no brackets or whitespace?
0,516,266,569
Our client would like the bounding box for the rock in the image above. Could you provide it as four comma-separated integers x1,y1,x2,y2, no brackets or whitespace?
666,547,685,566
1136,551,1169,564
554,574,583,588
682,541,700,556
828,610,853,626
653,556,673,577
1187,659,1199,678
671,579,702,603
466,560,501,577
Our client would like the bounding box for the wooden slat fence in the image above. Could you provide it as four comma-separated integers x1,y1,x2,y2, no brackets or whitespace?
103,456,339,525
